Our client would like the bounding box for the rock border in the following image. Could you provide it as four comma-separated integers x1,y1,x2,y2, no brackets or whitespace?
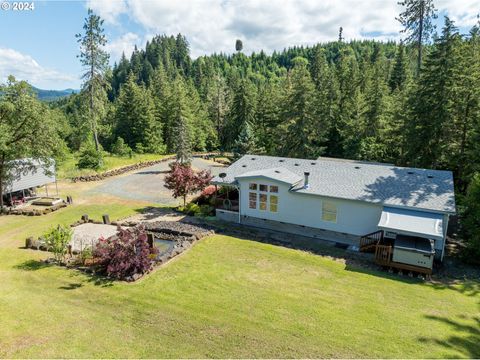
71,152,232,183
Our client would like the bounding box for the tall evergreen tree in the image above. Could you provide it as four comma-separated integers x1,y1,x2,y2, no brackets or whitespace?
279,57,323,158
405,17,461,168
76,8,110,152
389,42,409,92
397,0,437,74
115,73,163,153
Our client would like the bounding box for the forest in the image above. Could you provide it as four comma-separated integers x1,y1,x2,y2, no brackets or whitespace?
1,1,480,261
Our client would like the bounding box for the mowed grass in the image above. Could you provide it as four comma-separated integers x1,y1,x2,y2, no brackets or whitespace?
0,182,479,358
57,152,170,179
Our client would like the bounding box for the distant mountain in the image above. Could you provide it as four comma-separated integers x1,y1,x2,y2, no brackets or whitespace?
32,86,78,102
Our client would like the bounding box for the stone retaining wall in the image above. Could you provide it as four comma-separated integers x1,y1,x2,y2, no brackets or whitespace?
71,152,232,183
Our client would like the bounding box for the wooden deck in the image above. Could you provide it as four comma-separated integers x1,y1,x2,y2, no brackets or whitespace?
360,230,433,275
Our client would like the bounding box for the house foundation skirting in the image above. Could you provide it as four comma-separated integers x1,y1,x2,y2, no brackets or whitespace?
216,211,360,248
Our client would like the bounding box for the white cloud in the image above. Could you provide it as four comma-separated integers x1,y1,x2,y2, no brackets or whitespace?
85,0,127,24
89,0,478,59
0,48,79,89
105,32,143,63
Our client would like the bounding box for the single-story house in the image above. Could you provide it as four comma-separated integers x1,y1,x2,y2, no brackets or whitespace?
211,155,455,271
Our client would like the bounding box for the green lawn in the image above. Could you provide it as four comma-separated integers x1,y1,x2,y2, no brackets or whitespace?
56,152,170,179
0,191,479,358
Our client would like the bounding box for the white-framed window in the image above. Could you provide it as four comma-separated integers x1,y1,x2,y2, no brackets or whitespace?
270,195,278,212
249,192,257,209
247,182,279,213
259,194,268,211
322,201,337,222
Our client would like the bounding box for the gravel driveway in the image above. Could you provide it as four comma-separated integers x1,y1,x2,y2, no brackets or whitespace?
89,157,225,205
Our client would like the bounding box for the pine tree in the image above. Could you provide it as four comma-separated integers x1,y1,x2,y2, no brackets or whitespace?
389,42,408,92
115,73,163,153
225,78,256,147
255,80,281,154
405,17,462,168
76,8,110,152
279,57,323,158
397,0,437,74
173,111,192,164
232,122,264,159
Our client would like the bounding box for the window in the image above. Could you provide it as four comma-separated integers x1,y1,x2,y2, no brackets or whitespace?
270,195,278,212
259,184,268,192
249,183,257,190
259,194,267,210
270,185,278,193
322,201,337,222
249,192,257,209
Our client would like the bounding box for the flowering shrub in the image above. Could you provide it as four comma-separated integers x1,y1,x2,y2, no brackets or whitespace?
93,225,158,280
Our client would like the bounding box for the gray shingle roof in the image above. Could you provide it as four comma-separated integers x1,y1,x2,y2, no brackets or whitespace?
235,167,303,185
211,155,456,213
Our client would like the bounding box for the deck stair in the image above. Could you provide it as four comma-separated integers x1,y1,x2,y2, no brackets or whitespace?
359,230,384,252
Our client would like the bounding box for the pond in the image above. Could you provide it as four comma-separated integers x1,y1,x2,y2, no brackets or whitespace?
154,238,174,255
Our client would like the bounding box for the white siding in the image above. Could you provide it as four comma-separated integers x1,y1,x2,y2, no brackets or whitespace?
238,177,383,236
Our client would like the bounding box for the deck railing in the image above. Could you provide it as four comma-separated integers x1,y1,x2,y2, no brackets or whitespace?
374,245,392,266
359,230,384,252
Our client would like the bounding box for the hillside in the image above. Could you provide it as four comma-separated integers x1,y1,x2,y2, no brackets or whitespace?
32,86,78,101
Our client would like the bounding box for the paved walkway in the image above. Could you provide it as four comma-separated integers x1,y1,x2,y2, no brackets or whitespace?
89,157,225,205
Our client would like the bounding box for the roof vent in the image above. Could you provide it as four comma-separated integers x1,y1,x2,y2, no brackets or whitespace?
354,166,361,169
279,159,285,162
407,171,415,175
251,157,256,160
219,173,227,179
242,165,247,168
274,170,281,173
294,163,300,166
311,162,316,165
427,175,434,179
304,172,310,189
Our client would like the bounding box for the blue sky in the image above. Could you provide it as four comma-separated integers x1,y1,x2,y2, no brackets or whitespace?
0,0,477,89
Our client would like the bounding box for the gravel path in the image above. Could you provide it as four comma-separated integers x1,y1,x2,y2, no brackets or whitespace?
88,157,225,205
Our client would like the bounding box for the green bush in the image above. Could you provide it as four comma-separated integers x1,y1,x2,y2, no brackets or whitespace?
198,204,214,217
77,145,103,169
135,143,145,154
43,225,72,263
183,202,200,216
111,137,132,157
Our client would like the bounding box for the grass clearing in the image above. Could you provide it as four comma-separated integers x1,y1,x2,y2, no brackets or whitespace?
0,180,478,358
57,152,170,179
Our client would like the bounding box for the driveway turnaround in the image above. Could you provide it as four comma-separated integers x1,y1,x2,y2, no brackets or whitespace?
89,157,225,205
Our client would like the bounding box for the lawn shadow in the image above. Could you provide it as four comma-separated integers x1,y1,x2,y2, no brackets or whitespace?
417,280,480,357
14,259,52,271
58,282,83,290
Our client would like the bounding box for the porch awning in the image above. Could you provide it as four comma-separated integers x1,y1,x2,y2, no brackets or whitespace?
378,207,444,241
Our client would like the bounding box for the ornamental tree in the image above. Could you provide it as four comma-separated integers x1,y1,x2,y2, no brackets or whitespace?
164,162,212,207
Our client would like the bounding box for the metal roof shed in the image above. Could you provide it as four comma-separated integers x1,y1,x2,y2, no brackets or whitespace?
2,159,56,195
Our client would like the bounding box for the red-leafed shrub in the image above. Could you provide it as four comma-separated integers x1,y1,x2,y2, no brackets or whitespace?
93,225,158,280
164,162,212,206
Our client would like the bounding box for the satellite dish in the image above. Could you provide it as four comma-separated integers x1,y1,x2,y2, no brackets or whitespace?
219,173,227,179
